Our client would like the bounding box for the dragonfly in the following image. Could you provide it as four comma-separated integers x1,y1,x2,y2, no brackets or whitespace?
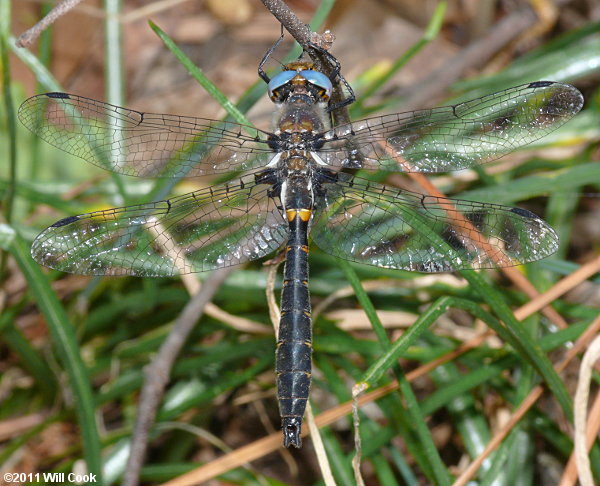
19,38,583,448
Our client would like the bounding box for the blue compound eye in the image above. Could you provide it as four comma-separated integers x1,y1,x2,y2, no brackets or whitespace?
268,71,296,98
301,70,332,98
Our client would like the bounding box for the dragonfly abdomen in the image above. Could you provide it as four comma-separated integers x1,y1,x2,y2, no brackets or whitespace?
276,207,313,448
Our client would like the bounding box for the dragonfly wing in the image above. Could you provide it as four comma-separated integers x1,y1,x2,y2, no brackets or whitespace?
18,93,275,178
31,173,288,276
318,82,583,172
310,174,558,272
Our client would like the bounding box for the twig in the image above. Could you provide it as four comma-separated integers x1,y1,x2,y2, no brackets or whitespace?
259,0,313,46
16,0,86,48
258,0,352,126
122,267,235,486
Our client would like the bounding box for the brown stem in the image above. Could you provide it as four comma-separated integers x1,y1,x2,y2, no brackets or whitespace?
16,0,87,48
122,267,235,486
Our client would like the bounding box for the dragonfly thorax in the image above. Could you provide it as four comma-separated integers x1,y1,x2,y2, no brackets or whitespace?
274,90,330,127
284,151,311,171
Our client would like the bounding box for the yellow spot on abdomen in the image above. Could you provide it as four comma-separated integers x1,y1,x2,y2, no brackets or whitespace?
286,209,312,222
299,209,312,222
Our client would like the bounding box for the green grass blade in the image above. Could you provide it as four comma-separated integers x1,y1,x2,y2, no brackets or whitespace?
0,0,16,230
103,0,128,204
7,232,103,483
398,373,452,485
0,308,57,397
352,1,446,114
28,1,54,206
461,271,573,420
361,296,505,386
150,21,250,127
458,162,600,204
337,258,388,346
309,0,336,30
104,0,124,107
9,36,61,91
338,260,451,484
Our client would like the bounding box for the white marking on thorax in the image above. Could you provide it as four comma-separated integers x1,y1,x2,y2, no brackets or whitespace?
280,180,288,213
266,152,282,168
310,151,328,166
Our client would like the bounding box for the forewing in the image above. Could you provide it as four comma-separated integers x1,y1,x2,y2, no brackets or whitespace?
311,174,558,272
318,82,583,172
31,174,288,276
18,93,275,178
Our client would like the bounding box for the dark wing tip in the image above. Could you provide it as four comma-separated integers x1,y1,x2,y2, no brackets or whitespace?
563,84,585,113
522,80,584,111
46,92,71,99
282,417,303,448
510,207,539,219
510,207,560,258
527,80,554,88
538,81,584,114
51,215,80,227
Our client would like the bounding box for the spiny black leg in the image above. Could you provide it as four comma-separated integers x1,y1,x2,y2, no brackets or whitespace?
306,41,342,81
305,41,356,111
327,86,356,112
259,25,285,84
325,64,355,112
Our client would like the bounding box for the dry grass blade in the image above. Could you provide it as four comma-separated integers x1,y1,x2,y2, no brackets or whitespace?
306,402,336,486
0,413,48,441
159,258,600,484
561,390,600,486
351,383,368,486
148,223,270,333
265,257,282,331
452,314,600,486
516,255,600,319
121,0,194,23
571,334,600,486
159,433,283,486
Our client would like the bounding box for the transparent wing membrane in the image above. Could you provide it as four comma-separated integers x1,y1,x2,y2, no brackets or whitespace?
311,174,559,272
21,81,579,276
319,82,583,172
18,93,275,178
18,83,583,181
31,174,287,276
21,63,580,453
